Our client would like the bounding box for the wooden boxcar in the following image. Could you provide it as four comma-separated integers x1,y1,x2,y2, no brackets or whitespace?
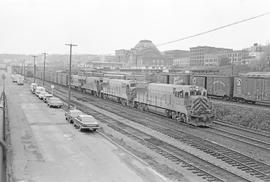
168,73,190,85
57,72,68,86
233,72,270,103
71,75,81,88
206,75,234,99
190,75,206,88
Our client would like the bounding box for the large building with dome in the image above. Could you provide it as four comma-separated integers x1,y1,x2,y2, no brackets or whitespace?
126,40,165,68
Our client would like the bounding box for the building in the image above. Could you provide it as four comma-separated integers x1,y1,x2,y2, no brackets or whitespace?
173,56,190,67
163,50,189,66
115,49,130,63
227,50,249,65
189,46,233,66
204,53,219,66
127,40,165,68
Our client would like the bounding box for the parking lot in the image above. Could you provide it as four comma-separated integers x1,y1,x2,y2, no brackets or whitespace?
6,77,167,182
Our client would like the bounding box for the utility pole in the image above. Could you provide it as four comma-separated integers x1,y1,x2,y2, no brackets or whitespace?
32,56,37,83
23,60,25,77
65,43,77,110
42,53,47,86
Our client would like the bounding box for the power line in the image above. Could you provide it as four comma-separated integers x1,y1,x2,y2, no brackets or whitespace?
156,11,270,47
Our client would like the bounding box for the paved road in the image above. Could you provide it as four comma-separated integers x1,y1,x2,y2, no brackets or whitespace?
3,72,168,182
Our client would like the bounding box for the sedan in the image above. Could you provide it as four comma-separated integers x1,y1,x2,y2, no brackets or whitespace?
47,97,63,108
65,109,83,123
73,114,99,132
43,93,53,103
38,91,48,100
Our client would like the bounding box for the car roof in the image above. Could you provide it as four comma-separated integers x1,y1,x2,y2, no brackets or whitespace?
36,86,45,89
70,109,82,113
79,114,94,118
49,97,60,99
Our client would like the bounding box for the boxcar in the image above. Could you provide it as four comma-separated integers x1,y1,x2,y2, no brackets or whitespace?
71,75,81,88
57,72,68,86
190,75,206,88
126,74,146,81
168,73,190,85
206,75,234,100
233,72,270,103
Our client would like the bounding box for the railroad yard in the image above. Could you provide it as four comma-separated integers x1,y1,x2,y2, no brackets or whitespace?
5,70,268,182
1,1,270,181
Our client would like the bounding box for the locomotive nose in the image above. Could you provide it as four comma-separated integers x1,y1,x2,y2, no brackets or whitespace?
191,96,210,114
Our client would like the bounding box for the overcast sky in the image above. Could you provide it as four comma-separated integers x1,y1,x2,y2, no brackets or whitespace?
0,0,270,54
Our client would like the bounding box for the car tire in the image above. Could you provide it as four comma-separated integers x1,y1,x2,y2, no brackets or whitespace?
92,129,97,132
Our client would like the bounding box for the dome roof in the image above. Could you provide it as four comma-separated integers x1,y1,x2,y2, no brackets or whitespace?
134,40,162,56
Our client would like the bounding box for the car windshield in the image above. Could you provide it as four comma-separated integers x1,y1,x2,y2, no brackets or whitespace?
36,87,45,92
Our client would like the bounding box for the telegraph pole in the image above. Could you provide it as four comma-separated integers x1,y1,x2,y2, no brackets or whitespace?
65,43,77,109
32,56,37,83
42,53,47,86
23,60,25,77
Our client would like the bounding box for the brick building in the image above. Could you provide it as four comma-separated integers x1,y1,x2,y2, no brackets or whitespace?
190,46,232,66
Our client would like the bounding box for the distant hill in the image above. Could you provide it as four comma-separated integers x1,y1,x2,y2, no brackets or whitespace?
0,54,98,68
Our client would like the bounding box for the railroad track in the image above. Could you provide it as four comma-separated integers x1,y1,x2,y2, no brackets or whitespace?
203,127,270,151
56,90,251,182
36,79,270,181
214,120,270,139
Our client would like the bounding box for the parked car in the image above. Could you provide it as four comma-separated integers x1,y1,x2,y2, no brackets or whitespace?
43,93,53,103
17,75,24,85
30,83,38,93
65,109,83,123
35,86,46,96
38,91,48,100
73,114,99,131
47,97,63,108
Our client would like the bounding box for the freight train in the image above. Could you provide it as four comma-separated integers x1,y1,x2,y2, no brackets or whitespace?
31,70,215,127
13,66,270,105
157,72,270,105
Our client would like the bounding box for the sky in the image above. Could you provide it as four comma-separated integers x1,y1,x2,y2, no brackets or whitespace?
0,0,270,55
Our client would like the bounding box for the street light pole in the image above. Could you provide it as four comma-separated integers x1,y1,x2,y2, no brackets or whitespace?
32,56,37,83
42,53,47,86
65,43,77,110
